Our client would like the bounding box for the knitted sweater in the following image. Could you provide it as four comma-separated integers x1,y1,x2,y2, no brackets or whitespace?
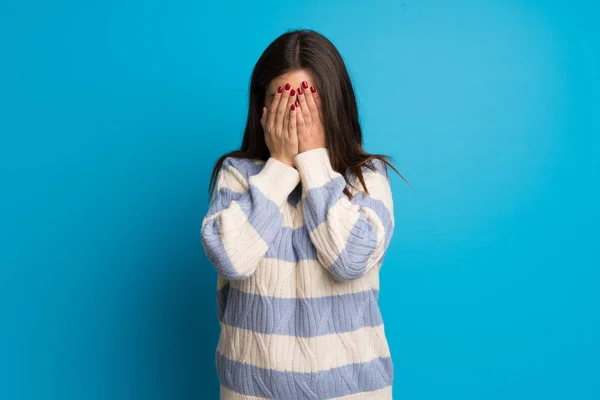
201,147,395,400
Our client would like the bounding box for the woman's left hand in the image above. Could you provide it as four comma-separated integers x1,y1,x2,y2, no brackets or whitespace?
295,81,326,153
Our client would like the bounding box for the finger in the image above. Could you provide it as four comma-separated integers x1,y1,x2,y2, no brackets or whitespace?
305,84,321,121
275,83,293,132
289,103,297,140
312,86,322,117
268,85,284,130
260,106,267,130
282,88,296,132
282,101,290,132
297,84,311,122
296,102,306,137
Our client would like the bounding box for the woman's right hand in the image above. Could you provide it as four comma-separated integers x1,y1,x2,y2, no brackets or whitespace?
260,84,299,167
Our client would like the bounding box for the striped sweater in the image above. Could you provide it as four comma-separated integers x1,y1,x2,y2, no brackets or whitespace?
201,147,395,400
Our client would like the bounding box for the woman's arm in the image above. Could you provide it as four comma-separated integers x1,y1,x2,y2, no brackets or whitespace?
293,148,395,281
201,156,300,280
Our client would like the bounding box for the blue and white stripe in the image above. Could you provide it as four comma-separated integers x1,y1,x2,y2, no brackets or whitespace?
201,148,395,399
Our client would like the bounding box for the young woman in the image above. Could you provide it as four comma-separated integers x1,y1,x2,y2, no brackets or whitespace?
201,29,402,400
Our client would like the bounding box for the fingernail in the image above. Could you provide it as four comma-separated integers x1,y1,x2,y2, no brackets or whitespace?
302,81,309,89
291,104,296,111
310,86,316,93
277,86,283,93
298,86,304,95
285,83,291,90
290,88,295,96
295,100,300,107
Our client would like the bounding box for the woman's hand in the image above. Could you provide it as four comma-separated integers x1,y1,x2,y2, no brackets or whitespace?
261,84,299,167
295,82,326,153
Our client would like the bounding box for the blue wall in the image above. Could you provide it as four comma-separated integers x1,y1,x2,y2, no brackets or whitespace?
1,1,598,399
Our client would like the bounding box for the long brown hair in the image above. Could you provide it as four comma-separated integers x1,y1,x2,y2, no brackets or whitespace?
208,29,409,199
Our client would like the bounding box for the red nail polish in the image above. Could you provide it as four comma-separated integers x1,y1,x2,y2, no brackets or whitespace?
298,86,303,95
291,104,296,111
310,86,316,93
295,100,300,107
302,81,309,89
290,88,295,96
277,86,283,93
285,83,291,90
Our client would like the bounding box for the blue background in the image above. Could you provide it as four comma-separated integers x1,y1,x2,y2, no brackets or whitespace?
1,0,598,399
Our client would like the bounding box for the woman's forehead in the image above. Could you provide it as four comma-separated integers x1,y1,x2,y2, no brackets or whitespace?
268,69,315,89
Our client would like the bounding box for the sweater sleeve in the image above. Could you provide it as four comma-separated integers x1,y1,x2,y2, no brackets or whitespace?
201,156,301,280
293,148,395,281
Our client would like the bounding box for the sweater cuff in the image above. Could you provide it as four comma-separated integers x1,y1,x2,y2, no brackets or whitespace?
249,157,300,206
293,147,342,190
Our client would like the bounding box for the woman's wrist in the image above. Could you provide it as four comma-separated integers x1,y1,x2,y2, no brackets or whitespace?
270,155,296,169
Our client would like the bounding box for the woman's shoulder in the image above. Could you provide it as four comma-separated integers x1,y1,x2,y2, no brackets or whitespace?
366,158,389,176
345,158,390,181
221,156,266,181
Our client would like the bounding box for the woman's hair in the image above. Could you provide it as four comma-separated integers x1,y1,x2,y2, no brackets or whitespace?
208,28,408,199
